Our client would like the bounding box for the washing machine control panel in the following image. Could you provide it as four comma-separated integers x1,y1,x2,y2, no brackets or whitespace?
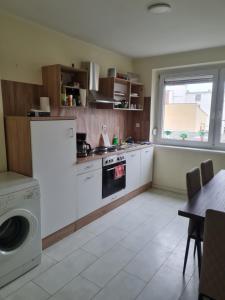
0,186,40,212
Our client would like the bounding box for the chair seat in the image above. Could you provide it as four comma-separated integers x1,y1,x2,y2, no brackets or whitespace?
188,219,204,241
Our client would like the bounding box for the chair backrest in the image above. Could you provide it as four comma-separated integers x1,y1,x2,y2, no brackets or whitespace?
199,209,225,300
186,167,201,200
201,159,214,186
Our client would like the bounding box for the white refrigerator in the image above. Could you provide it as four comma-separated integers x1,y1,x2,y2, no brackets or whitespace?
30,119,77,238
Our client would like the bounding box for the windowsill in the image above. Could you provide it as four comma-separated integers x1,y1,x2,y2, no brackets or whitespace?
154,143,225,155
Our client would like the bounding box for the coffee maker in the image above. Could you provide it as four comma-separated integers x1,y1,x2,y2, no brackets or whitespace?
76,133,92,157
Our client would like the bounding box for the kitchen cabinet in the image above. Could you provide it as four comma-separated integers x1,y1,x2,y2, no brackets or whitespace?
140,147,153,186
126,150,141,193
76,160,102,175
77,167,102,218
42,64,88,110
99,77,144,111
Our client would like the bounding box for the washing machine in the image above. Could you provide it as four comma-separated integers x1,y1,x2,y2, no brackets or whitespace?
0,172,42,288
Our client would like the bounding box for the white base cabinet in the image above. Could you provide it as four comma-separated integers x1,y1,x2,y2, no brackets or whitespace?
140,147,153,186
126,150,141,193
77,167,102,219
76,146,153,221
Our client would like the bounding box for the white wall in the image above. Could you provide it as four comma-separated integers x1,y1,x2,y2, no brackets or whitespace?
133,46,225,193
0,11,133,172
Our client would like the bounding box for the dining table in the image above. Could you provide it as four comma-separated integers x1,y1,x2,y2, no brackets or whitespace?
178,169,225,220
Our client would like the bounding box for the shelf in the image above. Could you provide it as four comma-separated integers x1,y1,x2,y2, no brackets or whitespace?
63,85,80,90
113,107,143,111
130,82,144,86
60,105,76,109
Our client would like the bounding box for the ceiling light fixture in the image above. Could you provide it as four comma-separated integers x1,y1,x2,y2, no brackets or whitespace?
147,2,172,14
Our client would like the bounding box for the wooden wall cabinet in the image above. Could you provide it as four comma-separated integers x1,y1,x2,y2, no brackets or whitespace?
99,77,144,111
42,64,88,110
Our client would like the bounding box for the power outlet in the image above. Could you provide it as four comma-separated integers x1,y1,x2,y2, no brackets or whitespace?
136,123,140,128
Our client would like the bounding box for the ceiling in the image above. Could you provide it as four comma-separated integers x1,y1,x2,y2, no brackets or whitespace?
1,0,225,57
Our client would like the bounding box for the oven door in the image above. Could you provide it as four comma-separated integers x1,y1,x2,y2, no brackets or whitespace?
102,161,126,199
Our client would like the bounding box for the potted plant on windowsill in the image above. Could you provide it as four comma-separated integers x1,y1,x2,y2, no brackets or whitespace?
164,130,172,138
180,132,188,141
198,130,205,142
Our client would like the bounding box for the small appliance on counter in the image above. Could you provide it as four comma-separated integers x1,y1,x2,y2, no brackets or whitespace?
27,109,51,117
76,132,92,157
27,97,51,117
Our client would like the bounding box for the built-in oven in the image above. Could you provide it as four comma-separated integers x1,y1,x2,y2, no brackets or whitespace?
102,154,126,198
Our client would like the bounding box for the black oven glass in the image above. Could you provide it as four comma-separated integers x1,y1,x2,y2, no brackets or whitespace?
102,161,126,198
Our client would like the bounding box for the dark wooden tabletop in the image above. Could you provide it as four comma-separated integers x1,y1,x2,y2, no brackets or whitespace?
178,170,225,221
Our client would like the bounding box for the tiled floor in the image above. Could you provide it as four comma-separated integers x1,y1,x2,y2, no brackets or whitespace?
0,189,200,300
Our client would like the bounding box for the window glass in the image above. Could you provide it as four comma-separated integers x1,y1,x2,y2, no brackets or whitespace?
161,82,213,142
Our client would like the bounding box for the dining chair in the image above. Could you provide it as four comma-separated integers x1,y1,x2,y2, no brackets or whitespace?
199,209,225,300
183,167,203,276
201,159,214,186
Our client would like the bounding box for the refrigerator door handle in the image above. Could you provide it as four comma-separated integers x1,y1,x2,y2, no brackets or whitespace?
69,128,74,138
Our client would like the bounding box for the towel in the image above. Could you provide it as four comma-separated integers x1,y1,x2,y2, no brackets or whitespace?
114,164,125,180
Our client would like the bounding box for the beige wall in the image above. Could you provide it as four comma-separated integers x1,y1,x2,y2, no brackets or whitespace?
0,11,133,172
133,46,225,193
164,103,207,132
133,46,225,97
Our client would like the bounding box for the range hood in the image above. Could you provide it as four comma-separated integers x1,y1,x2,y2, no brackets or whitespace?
82,62,117,104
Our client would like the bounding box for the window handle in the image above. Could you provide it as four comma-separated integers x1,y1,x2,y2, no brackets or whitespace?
152,127,158,136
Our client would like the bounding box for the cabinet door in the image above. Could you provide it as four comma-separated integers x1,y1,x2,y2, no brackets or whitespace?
126,150,141,193
77,169,102,218
31,120,77,238
140,147,153,186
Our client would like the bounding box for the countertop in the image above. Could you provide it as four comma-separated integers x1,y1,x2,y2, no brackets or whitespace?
76,144,153,164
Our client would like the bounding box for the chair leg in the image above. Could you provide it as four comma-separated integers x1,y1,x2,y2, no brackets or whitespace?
196,240,202,278
198,294,203,300
194,240,197,256
183,236,191,275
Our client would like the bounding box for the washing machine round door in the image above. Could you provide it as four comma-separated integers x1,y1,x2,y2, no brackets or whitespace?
0,209,38,255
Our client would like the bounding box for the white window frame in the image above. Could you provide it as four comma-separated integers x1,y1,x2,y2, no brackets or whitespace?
156,67,219,149
214,68,225,149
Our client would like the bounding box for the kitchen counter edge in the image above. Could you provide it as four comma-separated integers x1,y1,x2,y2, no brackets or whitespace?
76,144,153,164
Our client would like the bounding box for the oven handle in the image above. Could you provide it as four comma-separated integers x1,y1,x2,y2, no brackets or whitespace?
106,164,126,172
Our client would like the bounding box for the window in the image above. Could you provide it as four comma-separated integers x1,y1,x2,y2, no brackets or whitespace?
156,67,225,149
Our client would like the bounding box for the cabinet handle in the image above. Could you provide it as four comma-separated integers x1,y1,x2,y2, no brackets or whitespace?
131,154,136,157
85,164,93,170
69,128,74,138
106,164,126,172
145,150,150,153
85,175,93,181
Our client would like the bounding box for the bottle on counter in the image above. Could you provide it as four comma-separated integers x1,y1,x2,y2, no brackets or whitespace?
112,135,119,145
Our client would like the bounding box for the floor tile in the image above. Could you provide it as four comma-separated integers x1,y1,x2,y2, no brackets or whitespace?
49,276,100,300
137,265,190,300
114,211,149,233
152,216,187,251
5,282,49,300
125,241,171,282
82,244,135,287
179,270,199,300
34,249,97,294
0,254,56,298
82,227,127,257
93,271,146,300
164,237,198,277
119,216,170,253
0,189,194,300
45,229,95,261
